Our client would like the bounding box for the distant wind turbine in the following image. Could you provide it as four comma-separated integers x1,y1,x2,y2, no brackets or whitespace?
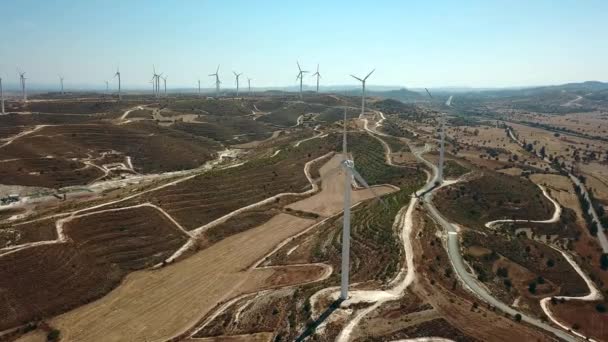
18,69,27,102
198,79,201,97
424,88,448,183
248,78,253,96
233,71,243,97
350,69,374,117
0,76,4,114
114,67,122,101
312,64,321,93
161,75,167,97
209,65,221,97
59,75,64,94
105,81,109,95
296,61,308,99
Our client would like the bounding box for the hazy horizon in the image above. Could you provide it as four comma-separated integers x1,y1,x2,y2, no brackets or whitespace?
2,0,607,90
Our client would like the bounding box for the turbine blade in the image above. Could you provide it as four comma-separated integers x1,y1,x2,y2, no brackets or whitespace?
351,168,387,207
216,65,220,73
445,95,453,107
297,61,302,71
350,75,363,82
425,88,433,99
364,69,375,80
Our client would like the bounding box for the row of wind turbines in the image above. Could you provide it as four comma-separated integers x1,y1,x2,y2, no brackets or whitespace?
1,62,376,110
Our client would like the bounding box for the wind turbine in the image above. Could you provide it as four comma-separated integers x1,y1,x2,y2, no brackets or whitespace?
296,61,308,99
0,76,4,114
104,81,109,95
161,75,167,97
114,67,122,101
151,66,161,98
233,71,243,97
209,65,221,97
18,70,27,102
350,69,375,117
338,107,383,300
59,75,64,94
425,88,448,184
197,80,201,97
312,64,321,93
248,78,252,96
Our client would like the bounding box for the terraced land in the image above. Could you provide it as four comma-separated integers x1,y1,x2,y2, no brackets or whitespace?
0,122,221,174
168,98,252,116
123,134,341,230
172,116,274,143
64,206,188,269
258,102,328,126
434,172,554,229
0,244,121,331
0,206,188,330
0,157,103,188
349,132,421,187
315,106,360,123
23,100,134,115
1,217,57,248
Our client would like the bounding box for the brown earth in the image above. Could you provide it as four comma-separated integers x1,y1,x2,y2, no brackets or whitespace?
0,206,188,330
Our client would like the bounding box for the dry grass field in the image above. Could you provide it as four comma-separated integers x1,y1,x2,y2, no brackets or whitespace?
51,214,317,342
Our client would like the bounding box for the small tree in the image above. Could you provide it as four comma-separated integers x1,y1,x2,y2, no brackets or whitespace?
47,329,60,341
514,313,522,322
528,281,537,294
600,254,608,271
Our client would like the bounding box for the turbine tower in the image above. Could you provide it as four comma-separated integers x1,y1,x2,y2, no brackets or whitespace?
350,69,375,117
104,81,109,95
0,76,4,114
312,64,321,93
209,65,221,97
248,78,252,96
18,70,27,102
114,67,122,101
338,107,380,300
151,66,161,98
296,61,308,99
198,80,201,97
233,71,242,97
424,88,448,184
161,75,167,97
438,95,453,183
59,75,64,94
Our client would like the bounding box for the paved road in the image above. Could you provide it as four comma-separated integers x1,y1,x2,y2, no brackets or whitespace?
412,140,582,341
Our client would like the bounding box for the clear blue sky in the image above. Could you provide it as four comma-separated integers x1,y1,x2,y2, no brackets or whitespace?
1,0,607,90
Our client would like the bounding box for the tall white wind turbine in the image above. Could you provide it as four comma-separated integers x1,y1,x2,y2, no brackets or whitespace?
0,76,4,114
18,70,27,102
296,61,308,99
312,64,321,93
338,108,383,300
233,71,243,97
248,78,252,96
350,69,375,117
198,79,201,97
209,65,221,97
114,67,122,101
